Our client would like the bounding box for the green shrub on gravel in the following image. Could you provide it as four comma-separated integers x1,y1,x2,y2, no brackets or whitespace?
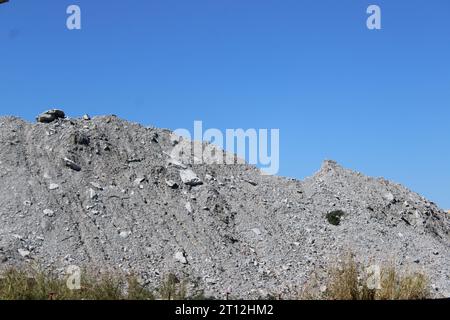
326,210,345,226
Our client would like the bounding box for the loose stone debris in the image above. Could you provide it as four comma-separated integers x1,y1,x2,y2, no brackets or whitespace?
0,111,448,299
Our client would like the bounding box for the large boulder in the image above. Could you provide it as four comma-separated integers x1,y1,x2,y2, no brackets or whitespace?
36,109,66,123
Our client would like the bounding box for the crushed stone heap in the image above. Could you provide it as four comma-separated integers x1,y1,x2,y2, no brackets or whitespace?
0,113,449,298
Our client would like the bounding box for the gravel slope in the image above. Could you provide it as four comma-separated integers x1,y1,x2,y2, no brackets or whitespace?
0,115,448,298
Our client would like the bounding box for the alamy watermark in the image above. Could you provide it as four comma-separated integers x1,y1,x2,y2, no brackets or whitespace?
66,5,81,30
66,265,81,290
169,121,280,175
366,264,382,290
63,4,382,31
367,5,382,30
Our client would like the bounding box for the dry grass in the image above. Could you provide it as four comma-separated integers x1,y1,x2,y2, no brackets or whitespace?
301,254,430,300
157,273,188,300
0,268,156,300
0,268,192,300
0,257,430,300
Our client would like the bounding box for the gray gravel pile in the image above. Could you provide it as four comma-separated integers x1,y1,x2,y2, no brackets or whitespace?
0,113,448,298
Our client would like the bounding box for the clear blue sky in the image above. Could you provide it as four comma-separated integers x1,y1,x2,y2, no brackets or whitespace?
1,1,449,208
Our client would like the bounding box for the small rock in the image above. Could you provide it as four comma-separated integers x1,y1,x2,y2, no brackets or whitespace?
133,176,146,186
88,188,98,200
251,228,261,236
179,169,203,186
174,251,188,264
205,277,217,284
165,179,178,189
49,183,59,190
63,158,81,171
90,182,103,190
244,179,258,186
151,132,159,143
185,202,193,214
43,209,55,217
383,192,395,203
119,231,131,239
18,249,30,258
82,114,91,120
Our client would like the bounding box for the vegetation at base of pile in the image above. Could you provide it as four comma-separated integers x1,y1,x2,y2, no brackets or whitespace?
0,268,192,300
300,254,430,300
0,255,431,300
